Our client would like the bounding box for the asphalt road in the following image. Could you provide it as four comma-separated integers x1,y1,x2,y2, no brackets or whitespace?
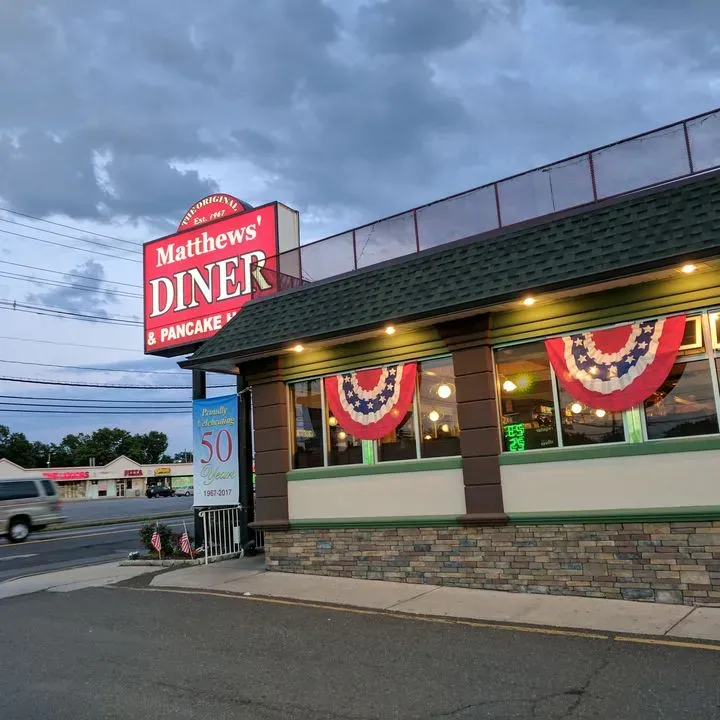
1,585,719,719
62,495,193,523
0,517,192,582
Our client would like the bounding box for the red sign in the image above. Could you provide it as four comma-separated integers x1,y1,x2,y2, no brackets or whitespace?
177,193,251,230
143,202,279,354
124,469,143,477
43,471,89,480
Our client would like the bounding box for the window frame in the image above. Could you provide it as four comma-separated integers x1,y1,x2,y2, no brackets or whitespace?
288,354,460,470
493,309,720,454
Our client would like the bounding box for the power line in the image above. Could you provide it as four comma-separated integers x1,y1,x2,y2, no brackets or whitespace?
0,300,142,326
0,401,191,409
0,359,185,375
2,260,142,289
0,335,144,353
0,227,142,264
0,207,143,249
0,376,234,390
0,394,190,404
0,408,191,415
0,270,142,300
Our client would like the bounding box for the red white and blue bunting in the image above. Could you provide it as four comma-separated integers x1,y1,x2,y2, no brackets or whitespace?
544,315,686,412
324,362,418,441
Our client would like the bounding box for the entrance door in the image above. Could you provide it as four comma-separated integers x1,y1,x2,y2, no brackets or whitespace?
116,480,126,497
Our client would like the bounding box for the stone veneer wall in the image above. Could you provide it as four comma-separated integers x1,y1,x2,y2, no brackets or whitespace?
264,522,720,606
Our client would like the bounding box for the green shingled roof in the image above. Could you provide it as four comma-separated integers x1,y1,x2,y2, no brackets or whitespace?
184,172,720,367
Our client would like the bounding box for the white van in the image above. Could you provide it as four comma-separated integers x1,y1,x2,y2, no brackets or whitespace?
0,478,66,542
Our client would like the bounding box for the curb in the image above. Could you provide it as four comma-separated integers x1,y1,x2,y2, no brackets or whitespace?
43,513,192,533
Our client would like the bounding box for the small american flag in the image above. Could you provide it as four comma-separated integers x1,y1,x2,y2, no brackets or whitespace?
180,531,192,556
151,528,162,553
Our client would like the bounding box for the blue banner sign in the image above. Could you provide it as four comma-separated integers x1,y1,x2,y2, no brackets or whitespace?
192,394,240,506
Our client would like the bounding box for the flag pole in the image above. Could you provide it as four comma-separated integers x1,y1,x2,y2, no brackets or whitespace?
183,520,194,559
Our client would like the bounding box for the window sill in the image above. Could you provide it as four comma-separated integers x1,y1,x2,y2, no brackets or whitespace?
288,455,462,481
499,435,720,465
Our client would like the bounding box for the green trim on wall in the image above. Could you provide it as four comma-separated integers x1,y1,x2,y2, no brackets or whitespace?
492,273,720,346
288,455,463,481
508,506,720,525
499,435,720,465
289,515,460,529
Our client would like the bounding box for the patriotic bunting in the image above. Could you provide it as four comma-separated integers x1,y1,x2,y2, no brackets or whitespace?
324,362,417,441
544,314,686,412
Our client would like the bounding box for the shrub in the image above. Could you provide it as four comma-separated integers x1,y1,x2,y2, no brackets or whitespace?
139,522,174,556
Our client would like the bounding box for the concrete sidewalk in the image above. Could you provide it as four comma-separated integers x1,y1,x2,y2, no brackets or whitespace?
151,557,720,643
0,562,153,600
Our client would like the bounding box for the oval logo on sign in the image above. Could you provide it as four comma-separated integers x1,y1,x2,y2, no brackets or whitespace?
177,194,253,230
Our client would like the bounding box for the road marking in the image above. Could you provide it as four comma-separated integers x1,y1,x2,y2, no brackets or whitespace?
0,553,37,562
613,636,720,652
131,586,720,652
0,521,190,549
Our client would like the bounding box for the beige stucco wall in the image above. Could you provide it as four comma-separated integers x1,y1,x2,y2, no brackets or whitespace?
288,468,466,521
500,449,720,513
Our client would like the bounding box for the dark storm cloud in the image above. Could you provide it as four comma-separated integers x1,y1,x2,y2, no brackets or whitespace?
26,259,119,318
0,0,481,225
0,0,718,233
357,0,495,54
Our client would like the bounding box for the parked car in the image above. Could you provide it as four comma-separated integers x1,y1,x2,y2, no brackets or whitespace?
0,477,65,543
145,485,176,498
175,486,193,497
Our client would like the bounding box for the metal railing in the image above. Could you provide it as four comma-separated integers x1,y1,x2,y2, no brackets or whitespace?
256,107,720,288
199,506,242,565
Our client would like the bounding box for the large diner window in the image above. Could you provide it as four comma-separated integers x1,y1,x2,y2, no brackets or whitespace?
288,356,461,470
418,357,460,458
495,341,559,451
290,380,324,469
643,315,719,440
494,311,720,453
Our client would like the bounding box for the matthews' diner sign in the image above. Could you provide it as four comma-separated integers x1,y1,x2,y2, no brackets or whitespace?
143,195,299,356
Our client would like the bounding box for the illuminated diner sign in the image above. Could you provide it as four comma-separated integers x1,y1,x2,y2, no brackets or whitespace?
124,469,143,477
42,471,90,480
154,467,171,476
143,199,299,357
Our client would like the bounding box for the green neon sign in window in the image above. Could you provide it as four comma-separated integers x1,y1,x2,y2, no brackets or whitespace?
504,423,526,452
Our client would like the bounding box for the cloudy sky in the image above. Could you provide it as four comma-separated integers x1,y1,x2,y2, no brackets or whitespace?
0,0,718,459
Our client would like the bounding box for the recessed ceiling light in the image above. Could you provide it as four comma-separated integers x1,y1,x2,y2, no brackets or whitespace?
428,410,440,423
595,409,607,418
292,344,304,353
385,325,396,335
681,263,697,274
570,402,583,415
522,296,536,307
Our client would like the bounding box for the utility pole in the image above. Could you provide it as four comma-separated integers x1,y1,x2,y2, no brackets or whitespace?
237,373,255,551
192,370,206,548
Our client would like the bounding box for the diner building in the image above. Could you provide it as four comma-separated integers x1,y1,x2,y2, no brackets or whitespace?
183,110,720,605
0,456,193,499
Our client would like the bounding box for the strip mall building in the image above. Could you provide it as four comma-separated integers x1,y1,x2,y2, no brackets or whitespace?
0,456,193,499
179,110,720,605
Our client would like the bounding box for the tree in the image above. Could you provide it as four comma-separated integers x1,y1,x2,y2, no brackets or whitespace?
0,425,170,469
0,425,51,468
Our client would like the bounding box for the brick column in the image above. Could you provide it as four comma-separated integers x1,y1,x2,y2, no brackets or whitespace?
437,315,507,526
249,377,290,531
